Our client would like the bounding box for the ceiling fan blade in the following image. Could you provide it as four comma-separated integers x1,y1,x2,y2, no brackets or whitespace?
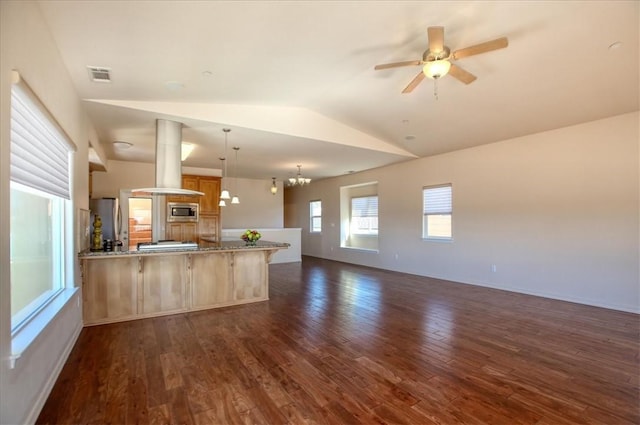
428,26,444,53
452,37,508,60
374,60,421,70
402,71,425,93
448,63,477,84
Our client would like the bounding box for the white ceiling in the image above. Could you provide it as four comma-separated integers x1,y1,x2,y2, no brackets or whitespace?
38,1,639,181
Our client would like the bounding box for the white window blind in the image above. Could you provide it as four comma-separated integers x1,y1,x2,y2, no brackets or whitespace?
423,185,452,215
352,196,378,217
351,195,378,236
423,184,452,240
10,79,75,200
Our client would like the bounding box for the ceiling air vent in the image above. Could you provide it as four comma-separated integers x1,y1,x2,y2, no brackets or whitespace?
87,66,111,83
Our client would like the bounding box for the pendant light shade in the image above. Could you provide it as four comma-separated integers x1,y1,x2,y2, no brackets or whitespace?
219,155,230,201
270,177,278,195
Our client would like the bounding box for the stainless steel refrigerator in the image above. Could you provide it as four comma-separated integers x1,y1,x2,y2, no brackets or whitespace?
90,197,122,243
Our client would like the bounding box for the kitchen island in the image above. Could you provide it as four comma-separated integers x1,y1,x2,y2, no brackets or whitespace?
79,241,289,326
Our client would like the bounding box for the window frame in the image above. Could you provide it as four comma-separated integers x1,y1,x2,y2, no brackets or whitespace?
422,184,453,241
309,200,322,233
10,182,67,333
9,72,77,363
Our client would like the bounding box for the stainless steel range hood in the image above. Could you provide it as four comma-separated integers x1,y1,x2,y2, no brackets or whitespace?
132,119,203,196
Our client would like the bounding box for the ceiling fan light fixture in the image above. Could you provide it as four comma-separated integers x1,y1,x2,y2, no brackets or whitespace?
271,177,278,195
423,60,451,79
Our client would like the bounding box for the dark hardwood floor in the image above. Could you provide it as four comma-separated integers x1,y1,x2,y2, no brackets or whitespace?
37,256,639,424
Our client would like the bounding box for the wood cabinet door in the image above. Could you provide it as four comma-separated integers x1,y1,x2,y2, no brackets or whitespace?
182,175,199,193
140,255,187,315
166,175,199,203
183,222,198,242
199,178,220,215
83,257,137,324
198,215,219,241
191,252,233,308
166,222,198,242
233,251,268,301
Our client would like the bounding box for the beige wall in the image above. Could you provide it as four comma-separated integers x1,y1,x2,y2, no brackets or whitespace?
220,178,284,229
285,112,640,313
91,160,156,198
1,1,96,424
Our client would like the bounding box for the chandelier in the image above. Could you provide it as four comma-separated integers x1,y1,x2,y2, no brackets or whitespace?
288,165,311,186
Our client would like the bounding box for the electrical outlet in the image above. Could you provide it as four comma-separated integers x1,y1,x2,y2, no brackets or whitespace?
491,264,497,273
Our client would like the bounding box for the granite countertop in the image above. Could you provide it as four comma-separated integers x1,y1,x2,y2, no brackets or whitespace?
79,240,290,258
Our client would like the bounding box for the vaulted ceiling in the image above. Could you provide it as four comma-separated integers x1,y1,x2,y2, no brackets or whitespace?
38,1,639,181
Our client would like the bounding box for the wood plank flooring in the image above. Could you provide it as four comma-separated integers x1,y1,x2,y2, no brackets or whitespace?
37,256,639,424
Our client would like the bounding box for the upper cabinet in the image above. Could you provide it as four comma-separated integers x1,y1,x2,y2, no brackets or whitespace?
183,176,199,192
199,178,220,215
166,175,199,203
166,175,221,243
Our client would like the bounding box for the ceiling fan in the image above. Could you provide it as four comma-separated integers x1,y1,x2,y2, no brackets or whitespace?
374,26,508,93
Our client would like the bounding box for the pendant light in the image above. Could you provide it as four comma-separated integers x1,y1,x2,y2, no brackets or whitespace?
218,156,227,207
231,146,240,204
220,129,231,200
270,177,278,195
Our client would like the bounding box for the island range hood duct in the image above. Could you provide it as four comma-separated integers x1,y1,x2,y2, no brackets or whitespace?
131,119,204,196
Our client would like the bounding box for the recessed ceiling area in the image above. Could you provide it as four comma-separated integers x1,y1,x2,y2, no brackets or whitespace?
37,1,639,182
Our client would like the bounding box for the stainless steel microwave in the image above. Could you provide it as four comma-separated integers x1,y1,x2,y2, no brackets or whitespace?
167,202,199,222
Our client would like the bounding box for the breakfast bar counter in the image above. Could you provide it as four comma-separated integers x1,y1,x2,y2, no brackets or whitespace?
79,241,289,326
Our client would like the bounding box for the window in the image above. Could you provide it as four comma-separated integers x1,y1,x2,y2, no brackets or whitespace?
423,184,452,240
351,196,378,235
310,200,322,233
340,182,378,251
10,74,75,333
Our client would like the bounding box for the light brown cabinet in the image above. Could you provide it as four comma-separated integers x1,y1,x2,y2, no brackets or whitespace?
190,252,234,308
165,175,221,243
166,175,199,203
81,254,189,325
166,222,197,242
198,178,220,215
82,256,138,323
139,255,187,314
81,246,284,326
198,215,219,242
233,251,268,301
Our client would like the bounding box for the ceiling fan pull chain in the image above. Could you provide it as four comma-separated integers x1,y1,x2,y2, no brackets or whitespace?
434,79,439,100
